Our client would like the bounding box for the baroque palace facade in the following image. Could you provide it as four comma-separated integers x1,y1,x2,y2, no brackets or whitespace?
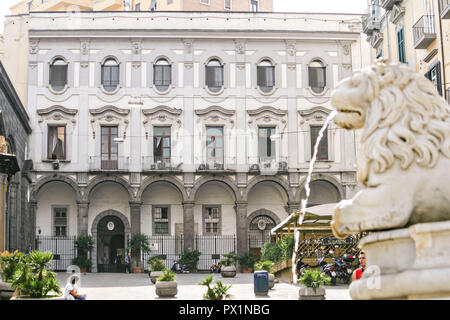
9,10,369,271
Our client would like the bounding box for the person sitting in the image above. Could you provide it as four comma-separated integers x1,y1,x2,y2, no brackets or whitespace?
64,274,87,300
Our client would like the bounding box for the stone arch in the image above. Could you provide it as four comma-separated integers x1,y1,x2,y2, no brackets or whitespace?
190,175,241,202
247,208,281,226
31,174,82,203
244,175,294,202
85,175,134,202
137,175,188,202
91,209,131,273
296,173,344,202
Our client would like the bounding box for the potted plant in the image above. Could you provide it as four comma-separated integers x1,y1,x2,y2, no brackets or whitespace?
155,269,177,298
0,250,24,300
11,251,62,299
297,269,331,300
127,233,150,273
199,275,232,300
179,249,201,272
255,261,276,289
237,252,257,273
73,234,93,273
220,252,237,278
148,256,166,284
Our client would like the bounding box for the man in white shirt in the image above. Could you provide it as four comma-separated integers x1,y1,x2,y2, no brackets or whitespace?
64,274,87,300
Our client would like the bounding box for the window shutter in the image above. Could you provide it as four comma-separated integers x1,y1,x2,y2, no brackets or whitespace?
205,66,215,86
436,61,442,96
309,67,318,88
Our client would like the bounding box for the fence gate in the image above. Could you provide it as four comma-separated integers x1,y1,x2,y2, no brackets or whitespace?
35,236,76,271
142,235,184,271
195,235,236,271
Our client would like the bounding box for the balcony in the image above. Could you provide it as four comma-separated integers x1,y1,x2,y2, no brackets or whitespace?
40,0,94,11
413,15,437,49
93,0,124,11
248,156,289,174
381,0,402,10
369,31,384,48
361,7,381,35
89,156,129,171
142,156,183,172
440,0,450,19
195,156,236,172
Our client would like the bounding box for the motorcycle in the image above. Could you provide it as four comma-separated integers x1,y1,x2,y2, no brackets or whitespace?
296,252,311,278
316,251,337,286
171,260,190,274
340,254,356,284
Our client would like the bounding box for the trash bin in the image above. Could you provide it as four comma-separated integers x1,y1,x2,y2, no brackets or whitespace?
254,270,269,296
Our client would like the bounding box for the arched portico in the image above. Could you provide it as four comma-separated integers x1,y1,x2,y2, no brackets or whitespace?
31,175,82,203
91,209,131,273
85,175,134,202
297,174,344,203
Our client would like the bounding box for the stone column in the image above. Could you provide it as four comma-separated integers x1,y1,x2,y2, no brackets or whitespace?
0,174,7,252
29,200,37,250
8,181,19,250
77,202,89,236
235,202,248,257
182,201,195,251
129,201,142,236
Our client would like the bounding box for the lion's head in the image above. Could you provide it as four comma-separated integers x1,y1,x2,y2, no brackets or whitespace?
331,60,450,186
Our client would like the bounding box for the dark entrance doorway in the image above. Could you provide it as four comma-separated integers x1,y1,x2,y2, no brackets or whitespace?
248,214,276,260
97,215,126,273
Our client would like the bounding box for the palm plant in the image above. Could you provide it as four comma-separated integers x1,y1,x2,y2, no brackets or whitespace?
297,269,331,293
254,260,275,273
127,233,150,268
199,275,232,300
157,269,176,282
0,250,25,282
219,252,237,267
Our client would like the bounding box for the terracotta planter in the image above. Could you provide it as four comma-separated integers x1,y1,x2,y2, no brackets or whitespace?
133,267,143,274
0,281,15,300
221,265,236,278
155,281,178,298
298,287,326,300
242,268,253,273
149,271,164,284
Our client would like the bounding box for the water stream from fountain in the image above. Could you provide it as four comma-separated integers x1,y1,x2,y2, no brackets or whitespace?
292,110,338,283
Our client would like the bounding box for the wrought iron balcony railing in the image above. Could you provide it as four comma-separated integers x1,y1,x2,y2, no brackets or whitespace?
381,0,402,10
142,156,183,171
413,15,436,49
440,0,450,19
248,156,289,173
195,156,237,171
89,156,129,171
361,6,381,35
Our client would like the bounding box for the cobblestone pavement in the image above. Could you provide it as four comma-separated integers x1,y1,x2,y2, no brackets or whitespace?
57,272,351,300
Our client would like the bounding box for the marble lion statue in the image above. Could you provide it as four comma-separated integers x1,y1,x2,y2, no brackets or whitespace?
331,59,450,239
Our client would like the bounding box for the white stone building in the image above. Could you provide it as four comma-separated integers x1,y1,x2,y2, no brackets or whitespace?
18,11,369,271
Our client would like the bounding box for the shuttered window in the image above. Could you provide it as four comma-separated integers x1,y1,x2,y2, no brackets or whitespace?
153,59,171,91
49,58,68,92
397,27,407,63
425,61,442,96
311,126,328,161
153,206,170,235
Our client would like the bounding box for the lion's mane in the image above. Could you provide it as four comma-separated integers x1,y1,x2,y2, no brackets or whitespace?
358,61,450,185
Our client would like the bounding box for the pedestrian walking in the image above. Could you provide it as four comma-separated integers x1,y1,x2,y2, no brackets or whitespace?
125,252,132,273
103,254,109,272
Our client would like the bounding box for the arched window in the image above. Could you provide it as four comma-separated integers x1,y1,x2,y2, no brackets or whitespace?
257,60,275,93
153,58,171,92
308,60,326,93
101,58,120,92
49,58,68,92
205,59,224,93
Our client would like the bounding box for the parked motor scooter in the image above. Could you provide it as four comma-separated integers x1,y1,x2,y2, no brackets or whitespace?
316,251,337,286
171,260,190,274
296,252,311,278
340,254,356,284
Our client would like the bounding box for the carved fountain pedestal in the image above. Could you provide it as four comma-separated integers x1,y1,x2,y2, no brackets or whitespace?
350,221,450,300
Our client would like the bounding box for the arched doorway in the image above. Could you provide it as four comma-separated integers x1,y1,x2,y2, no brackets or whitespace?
97,215,126,273
248,210,279,260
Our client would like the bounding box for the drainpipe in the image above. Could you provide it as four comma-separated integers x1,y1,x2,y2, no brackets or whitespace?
437,1,447,98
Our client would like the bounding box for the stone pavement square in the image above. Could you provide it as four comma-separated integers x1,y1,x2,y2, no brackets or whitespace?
57,272,351,300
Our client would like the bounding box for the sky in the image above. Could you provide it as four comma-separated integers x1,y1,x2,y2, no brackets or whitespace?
0,0,368,33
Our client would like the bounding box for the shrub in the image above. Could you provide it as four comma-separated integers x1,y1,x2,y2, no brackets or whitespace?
0,250,25,282
254,260,275,274
11,251,61,298
260,242,282,263
71,256,92,270
297,269,331,293
158,269,176,282
127,233,150,267
279,235,295,260
219,252,237,267
148,257,166,272
179,249,201,272
236,252,257,271
73,235,93,271
199,275,232,300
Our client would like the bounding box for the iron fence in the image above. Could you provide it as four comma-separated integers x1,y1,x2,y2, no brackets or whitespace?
35,235,76,271
142,235,184,271
195,235,236,271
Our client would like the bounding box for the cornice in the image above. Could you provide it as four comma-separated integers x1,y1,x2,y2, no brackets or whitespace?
247,106,287,116
89,105,130,116
195,106,235,116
